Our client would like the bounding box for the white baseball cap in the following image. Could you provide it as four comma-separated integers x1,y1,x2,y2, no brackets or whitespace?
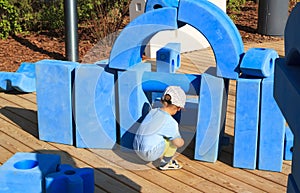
162,86,186,108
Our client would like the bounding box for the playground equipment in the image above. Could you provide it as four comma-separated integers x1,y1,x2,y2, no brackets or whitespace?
0,152,94,193
1,0,298,191
34,0,288,172
274,3,300,192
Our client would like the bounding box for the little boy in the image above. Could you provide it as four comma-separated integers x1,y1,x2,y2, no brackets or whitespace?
133,86,186,170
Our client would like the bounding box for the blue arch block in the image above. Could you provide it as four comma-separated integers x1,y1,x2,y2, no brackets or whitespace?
145,0,179,12
45,164,94,193
178,0,244,79
156,43,181,73
74,64,116,149
258,76,285,172
109,7,178,70
36,59,78,145
194,72,227,162
234,78,261,169
0,152,60,193
0,62,36,92
240,48,279,78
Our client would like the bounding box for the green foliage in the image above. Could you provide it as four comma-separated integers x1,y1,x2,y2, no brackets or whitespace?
0,0,130,39
227,0,247,21
0,0,22,39
227,0,246,11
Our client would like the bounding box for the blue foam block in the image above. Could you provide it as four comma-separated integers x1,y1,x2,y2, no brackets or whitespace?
156,43,181,73
233,78,261,169
142,71,200,95
274,58,300,138
74,64,116,148
287,174,300,193
45,164,94,193
36,59,78,145
284,3,300,58
145,0,179,12
109,7,178,70
285,125,294,160
258,76,285,172
240,48,279,78
118,63,152,150
194,72,227,162
178,0,244,79
292,136,300,190
0,152,61,193
0,62,36,92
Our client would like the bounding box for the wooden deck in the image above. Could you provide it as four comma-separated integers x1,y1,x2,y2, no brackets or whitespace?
0,40,291,193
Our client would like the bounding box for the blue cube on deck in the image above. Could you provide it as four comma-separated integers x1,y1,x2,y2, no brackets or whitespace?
240,48,278,78
0,152,61,193
156,43,181,73
45,164,94,193
234,78,261,170
36,60,78,145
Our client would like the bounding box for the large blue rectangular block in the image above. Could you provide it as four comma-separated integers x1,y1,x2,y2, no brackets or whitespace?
194,72,227,162
118,63,152,150
285,125,294,160
36,59,77,145
0,152,61,193
274,58,300,138
233,78,261,169
156,43,181,73
258,77,285,172
74,64,116,148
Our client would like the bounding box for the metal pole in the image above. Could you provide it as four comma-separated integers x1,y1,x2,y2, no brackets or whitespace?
64,0,79,62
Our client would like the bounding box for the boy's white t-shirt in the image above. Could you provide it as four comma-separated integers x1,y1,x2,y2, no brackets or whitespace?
133,108,181,161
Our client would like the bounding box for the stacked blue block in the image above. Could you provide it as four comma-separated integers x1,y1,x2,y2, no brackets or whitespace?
0,152,60,193
74,64,116,149
145,0,179,12
194,72,227,162
109,7,178,70
234,78,261,169
177,0,244,79
285,126,294,161
36,59,78,145
258,76,285,172
156,43,181,73
45,164,94,193
0,62,36,92
118,63,152,150
240,48,278,77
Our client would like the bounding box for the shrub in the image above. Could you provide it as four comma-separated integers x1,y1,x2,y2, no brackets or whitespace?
0,0,22,39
